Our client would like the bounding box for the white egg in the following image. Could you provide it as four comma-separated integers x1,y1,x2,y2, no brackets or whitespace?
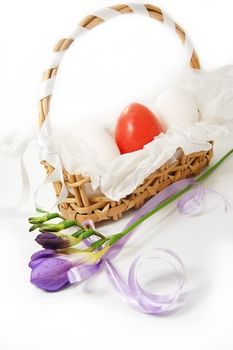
74,122,120,162
154,87,199,130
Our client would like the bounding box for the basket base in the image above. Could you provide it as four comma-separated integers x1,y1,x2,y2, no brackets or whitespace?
56,146,213,224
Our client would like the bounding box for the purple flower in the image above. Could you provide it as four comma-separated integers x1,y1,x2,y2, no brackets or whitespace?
35,232,71,249
29,246,109,292
29,250,73,291
29,249,56,268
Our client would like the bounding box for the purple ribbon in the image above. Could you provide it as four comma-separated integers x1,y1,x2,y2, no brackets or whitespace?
177,185,231,215
67,178,231,314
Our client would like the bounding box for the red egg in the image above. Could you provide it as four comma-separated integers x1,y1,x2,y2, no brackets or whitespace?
115,103,162,154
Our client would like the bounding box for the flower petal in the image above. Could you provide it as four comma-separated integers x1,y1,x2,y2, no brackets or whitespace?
30,257,72,291
30,249,55,261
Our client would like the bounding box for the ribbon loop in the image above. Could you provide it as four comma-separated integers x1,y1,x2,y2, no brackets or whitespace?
104,248,185,314
177,183,232,215
0,122,69,215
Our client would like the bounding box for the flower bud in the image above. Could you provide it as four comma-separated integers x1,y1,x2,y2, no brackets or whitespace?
35,232,80,249
39,220,77,232
28,213,60,225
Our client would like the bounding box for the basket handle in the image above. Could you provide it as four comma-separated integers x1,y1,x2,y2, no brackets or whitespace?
38,3,200,127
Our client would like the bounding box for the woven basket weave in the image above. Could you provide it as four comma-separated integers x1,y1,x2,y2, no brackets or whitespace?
38,3,213,223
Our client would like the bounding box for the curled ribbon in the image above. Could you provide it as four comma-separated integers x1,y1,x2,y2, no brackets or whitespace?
68,178,231,315
177,184,231,215
103,249,185,314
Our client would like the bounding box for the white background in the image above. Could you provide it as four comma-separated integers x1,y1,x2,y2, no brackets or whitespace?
0,1,233,350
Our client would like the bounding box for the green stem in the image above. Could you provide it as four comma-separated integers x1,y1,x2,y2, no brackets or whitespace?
72,229,106,240
93,231,106,240
89,238,108,251
72,221,85,230
195,148,233,183
117,149,233,240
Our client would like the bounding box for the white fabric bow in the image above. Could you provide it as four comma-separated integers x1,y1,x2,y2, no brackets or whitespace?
0,118,68,217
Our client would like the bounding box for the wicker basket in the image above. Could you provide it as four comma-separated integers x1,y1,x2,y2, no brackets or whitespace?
38,3,213,223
